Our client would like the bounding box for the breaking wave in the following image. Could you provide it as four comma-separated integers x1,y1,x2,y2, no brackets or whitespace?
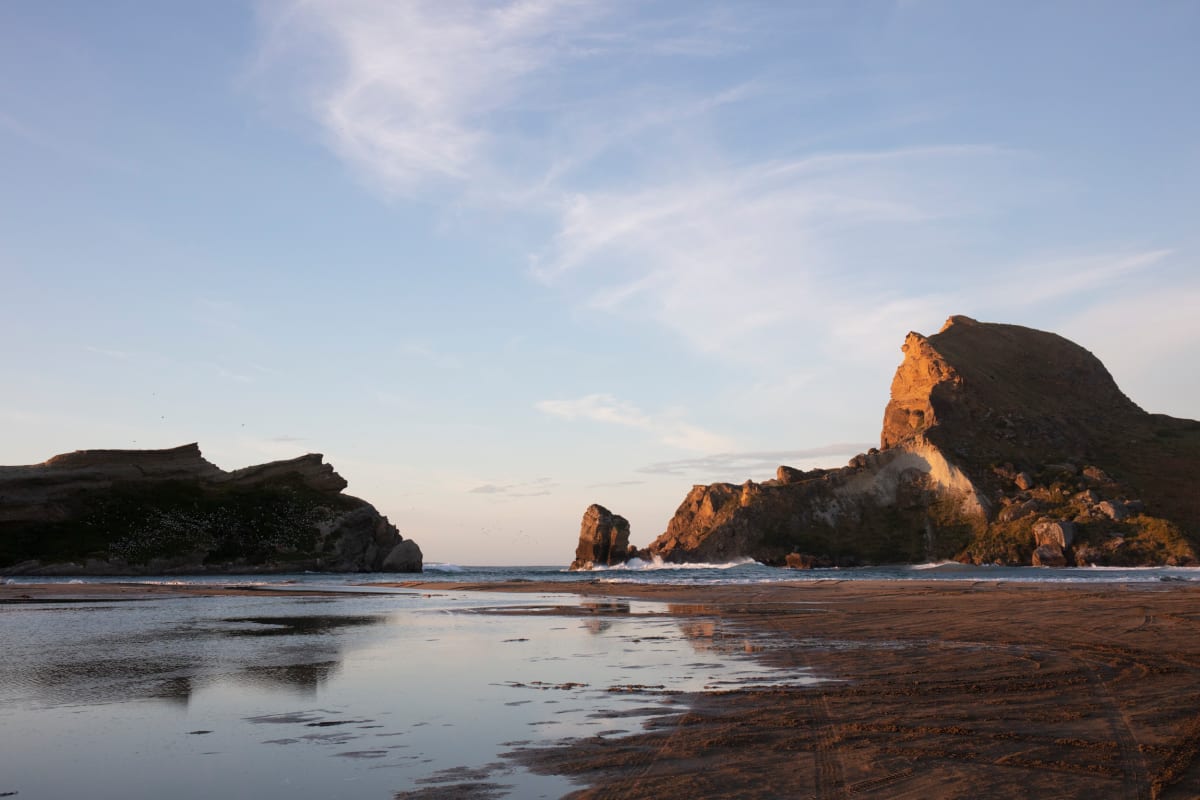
424,563,465,573
909,561,989,572
590,555,760,572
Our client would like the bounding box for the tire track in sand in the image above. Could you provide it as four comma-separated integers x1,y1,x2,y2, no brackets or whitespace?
1078,656,1151,800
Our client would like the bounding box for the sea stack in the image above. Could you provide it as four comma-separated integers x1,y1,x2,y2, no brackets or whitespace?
617,316,1199,568
570,504,635,571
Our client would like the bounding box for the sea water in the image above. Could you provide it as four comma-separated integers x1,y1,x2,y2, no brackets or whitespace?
0,587,825,799
6,559,1200,589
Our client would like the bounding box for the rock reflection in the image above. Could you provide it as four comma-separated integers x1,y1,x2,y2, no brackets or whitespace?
667,604,758,655
13,657,197,706
581,601,630,635
230,660,341,694
2,592,826,799
220,615,385,637
0,611,388,707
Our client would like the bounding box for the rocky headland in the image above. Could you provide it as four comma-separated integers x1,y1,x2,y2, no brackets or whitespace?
573,316,1200,569
0,443,422,575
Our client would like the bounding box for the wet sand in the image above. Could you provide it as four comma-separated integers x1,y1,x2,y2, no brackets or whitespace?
9,579,1200,798
391,579,1200,799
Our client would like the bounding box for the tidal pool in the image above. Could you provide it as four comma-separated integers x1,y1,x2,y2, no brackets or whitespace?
0,590,821,799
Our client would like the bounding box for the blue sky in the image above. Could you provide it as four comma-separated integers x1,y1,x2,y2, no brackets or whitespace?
3,1,1198,565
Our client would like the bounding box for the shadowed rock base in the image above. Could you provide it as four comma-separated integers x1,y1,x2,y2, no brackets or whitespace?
0,444,422,574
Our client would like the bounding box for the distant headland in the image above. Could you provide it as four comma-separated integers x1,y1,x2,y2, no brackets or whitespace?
0,443,421,575
573,316,1200,569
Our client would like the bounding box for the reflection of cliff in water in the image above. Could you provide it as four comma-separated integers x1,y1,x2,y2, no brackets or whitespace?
667,604,761,655
13,658,199,706
0,611,388,707
221,615,383,637
230,660,341,694
581,601,631,635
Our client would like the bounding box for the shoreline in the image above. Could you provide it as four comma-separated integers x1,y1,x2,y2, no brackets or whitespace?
397,580,1200,798
7,580,1200,797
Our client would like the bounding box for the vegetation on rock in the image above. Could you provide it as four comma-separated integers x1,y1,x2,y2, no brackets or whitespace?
583,316,1199,569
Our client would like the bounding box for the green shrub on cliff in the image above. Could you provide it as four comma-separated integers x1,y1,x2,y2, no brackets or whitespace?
925,494,986,561
961,518,1037,566
1073,515,1196,567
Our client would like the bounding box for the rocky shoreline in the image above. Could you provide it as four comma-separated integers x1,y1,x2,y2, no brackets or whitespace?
574,316,1200,570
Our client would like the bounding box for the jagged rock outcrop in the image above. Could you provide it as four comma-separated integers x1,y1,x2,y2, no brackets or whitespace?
570,504,634,571
636,316,1200,568
0,443,422,575
646,442,985,566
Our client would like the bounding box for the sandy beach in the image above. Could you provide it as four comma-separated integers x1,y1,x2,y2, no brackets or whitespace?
6,579,1200,799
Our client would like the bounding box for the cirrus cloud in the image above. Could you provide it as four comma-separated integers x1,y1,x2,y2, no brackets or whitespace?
535,393,735,453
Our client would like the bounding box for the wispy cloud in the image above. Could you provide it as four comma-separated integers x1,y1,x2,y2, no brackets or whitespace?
254,0,771,203
253,1,1187,410
535,394,652,428
257,0,613,193
252,2,1024,374
638,443,874,478
469,477,556,498
535,393,735,453
524,81,760,198
531,145,1014,364
996,249,1173,307
1057,279,1200,418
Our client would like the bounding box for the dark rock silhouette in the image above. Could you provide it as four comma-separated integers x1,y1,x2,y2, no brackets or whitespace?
0,443,421,574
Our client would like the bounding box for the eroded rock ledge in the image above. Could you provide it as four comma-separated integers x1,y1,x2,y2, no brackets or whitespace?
574,316,1200,569
0,443,422,575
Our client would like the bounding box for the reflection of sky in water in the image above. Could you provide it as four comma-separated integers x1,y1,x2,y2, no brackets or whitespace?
0,592,822,798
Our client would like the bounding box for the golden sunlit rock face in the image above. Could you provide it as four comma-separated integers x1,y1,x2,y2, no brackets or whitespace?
881,314,1143,458
880,329,960,449
570,504,633,571
612,316,1200,568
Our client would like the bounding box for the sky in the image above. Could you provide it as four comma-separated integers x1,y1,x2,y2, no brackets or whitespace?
2,1,1198,565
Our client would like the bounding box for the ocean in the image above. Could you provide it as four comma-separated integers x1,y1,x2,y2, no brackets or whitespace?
5,557,1199,588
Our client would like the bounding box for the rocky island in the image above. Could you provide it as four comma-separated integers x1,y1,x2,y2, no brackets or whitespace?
0,443,421,575
569,503,636,571
574,316,1200,569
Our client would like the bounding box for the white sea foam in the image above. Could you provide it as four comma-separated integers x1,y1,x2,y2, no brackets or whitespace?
591,555,760,572
425,563,465,573
135,579,273,586
909,561,994,572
